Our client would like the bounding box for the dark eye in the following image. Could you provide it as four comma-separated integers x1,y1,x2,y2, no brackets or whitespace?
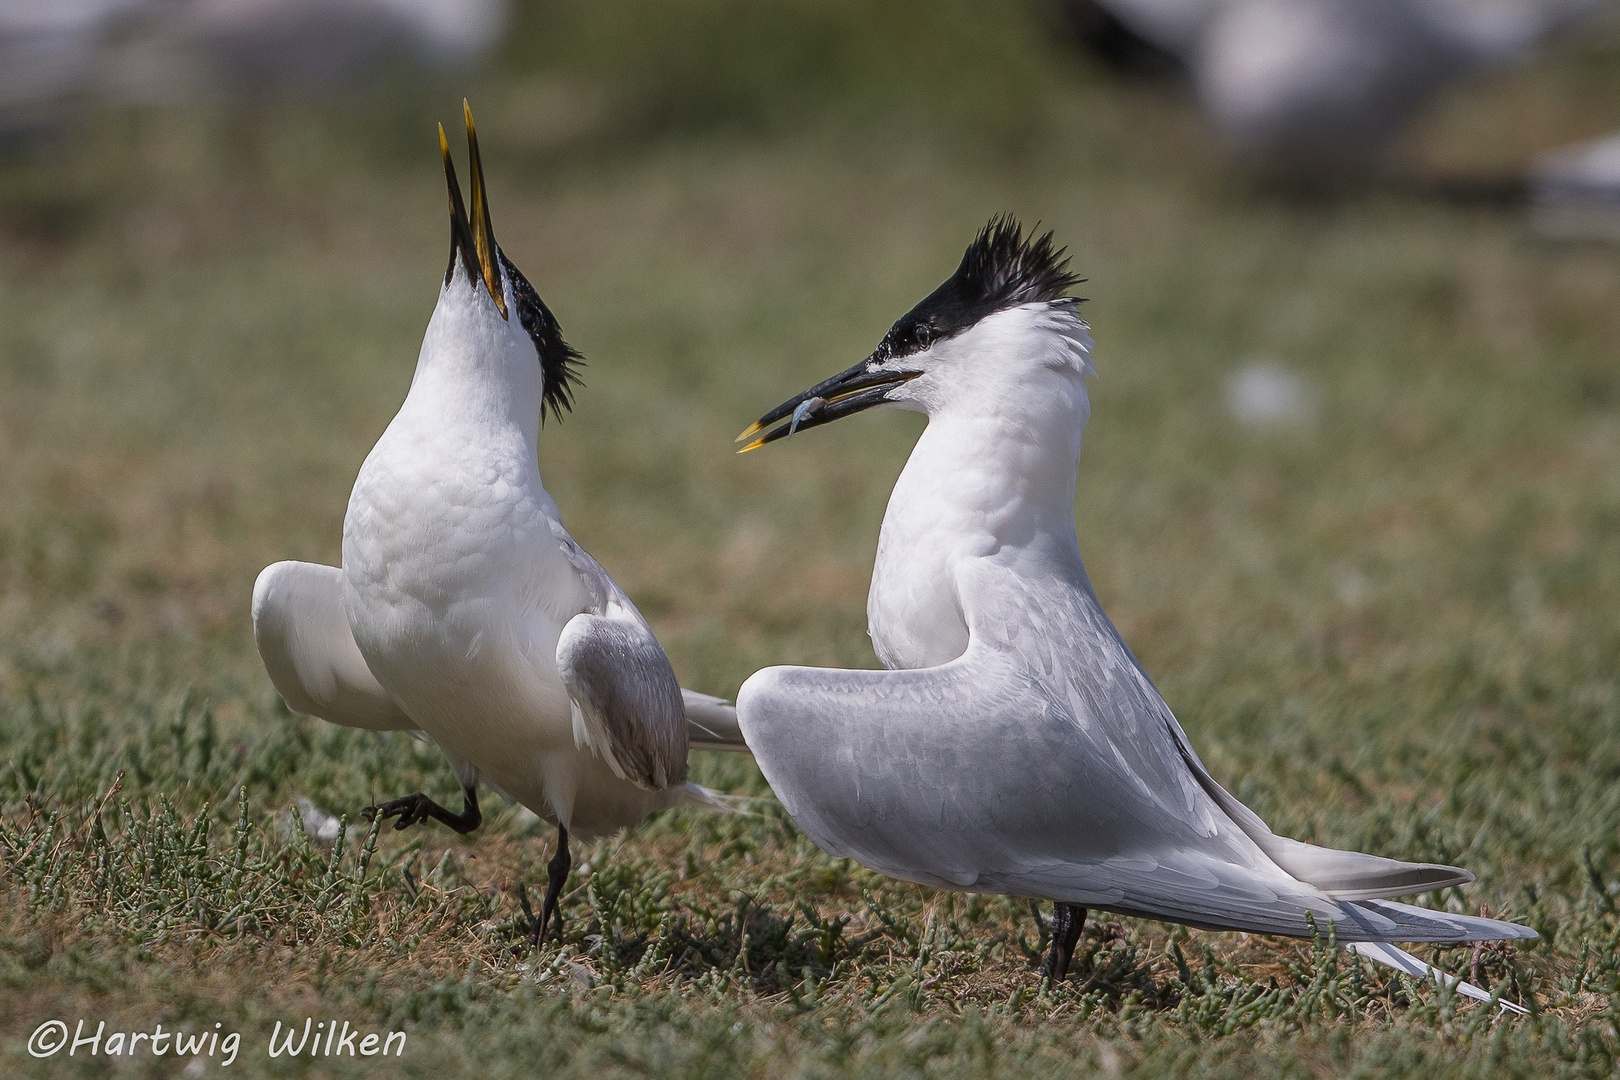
913,324,933,347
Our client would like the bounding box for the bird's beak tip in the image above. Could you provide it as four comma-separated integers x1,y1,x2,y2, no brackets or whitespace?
734,421,765,443
736,438,768,454
457,99,507,319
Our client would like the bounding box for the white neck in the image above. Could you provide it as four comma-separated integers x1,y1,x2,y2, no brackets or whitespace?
403,273,541,443
344,270,579,631
891,381,1088,555
867,306,1094,668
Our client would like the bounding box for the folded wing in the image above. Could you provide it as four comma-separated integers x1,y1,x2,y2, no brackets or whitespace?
547,517,733,781
557,610,688,791
1136,659,1473,900
971,563,1481,905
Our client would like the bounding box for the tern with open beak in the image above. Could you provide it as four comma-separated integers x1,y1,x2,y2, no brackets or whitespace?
251,103,745,947
734,216,1534,1007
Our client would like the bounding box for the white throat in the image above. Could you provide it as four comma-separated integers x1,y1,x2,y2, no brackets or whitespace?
866,304,1094,670
403,272,542,443
342,269,574,632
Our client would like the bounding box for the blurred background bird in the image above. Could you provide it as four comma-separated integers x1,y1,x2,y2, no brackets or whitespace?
1,0,506,148
1059,0,1604,168
1056,0,1620,224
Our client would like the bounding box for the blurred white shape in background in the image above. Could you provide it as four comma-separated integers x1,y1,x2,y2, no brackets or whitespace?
1,0,509,148
1529,129,1620,238
1073,0,1603,169
180,0,507,86
1226,360,1314,427
1334,566,1373,608
1331,565,1373,609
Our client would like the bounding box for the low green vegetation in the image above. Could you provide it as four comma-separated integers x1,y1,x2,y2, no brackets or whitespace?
2,2,1619,1075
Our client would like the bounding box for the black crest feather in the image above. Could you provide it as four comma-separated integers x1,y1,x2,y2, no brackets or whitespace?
957,215,1082,312
498,250,584,424
875,215,1083,361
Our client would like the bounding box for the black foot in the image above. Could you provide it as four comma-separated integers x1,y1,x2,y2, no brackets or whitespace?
1043,903,1087,981
363,787,481,834
529,824,571,949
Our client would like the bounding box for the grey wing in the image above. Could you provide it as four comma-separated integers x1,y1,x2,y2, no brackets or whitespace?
546,518,726,767
735,639,1531,942
556,611,688,791
736,640,1326,930
251,561,413,731
971,559,1474,902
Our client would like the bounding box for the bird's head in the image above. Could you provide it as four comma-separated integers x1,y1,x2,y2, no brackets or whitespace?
437,101,582,424
737,216,1091,452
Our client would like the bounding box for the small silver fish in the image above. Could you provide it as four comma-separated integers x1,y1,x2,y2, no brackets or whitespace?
788,397,825,437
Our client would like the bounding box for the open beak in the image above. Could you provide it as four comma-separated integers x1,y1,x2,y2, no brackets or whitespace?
440,100,507,319
735,357,922,452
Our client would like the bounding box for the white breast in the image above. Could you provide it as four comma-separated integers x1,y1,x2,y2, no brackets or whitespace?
864,306,1094,672
866,414,1024,670
341,384,591,792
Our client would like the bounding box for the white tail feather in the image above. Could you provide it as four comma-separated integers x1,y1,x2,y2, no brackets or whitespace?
678,784,751,814
682,688,751,753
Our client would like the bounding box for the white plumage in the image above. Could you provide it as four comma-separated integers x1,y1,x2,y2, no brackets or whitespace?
735,219,1534,1007
252,108,742,945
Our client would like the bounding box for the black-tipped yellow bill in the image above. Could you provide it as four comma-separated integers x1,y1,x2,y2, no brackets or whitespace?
441,123,481,292
463,99,506,319
440,105,506,318
735,359,921,453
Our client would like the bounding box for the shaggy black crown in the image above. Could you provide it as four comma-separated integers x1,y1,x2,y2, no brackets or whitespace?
875,215,1084,362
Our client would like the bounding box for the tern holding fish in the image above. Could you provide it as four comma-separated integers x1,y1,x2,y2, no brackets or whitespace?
734,216,1534,1006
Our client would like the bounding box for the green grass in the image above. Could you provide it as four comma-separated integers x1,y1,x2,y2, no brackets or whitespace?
2,1,1620,1075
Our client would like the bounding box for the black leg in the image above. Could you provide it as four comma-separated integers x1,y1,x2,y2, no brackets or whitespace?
1044,903,1087,981
364,787,481,834
530,824,571,949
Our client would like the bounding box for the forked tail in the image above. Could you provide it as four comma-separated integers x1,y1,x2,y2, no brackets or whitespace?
1349,941,1528,1016
683,689,751,753
1329,898,1533,1015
